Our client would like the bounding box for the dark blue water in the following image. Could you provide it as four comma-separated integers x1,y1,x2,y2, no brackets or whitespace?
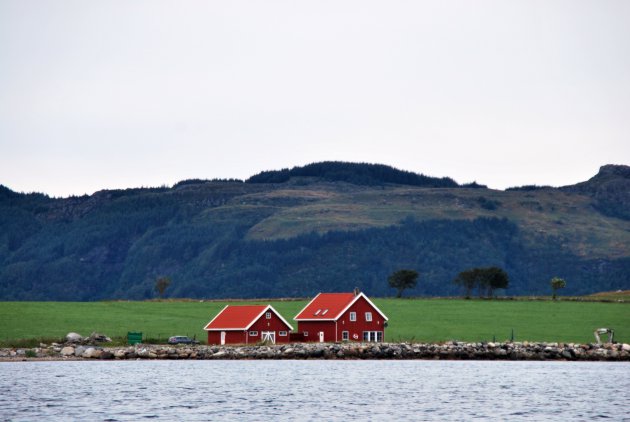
1,360,628,421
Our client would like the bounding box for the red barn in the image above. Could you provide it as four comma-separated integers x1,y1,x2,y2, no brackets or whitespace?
204,305,293,345
294,292,388,343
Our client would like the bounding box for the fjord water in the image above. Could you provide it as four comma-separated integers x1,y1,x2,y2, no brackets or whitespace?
1,361,628,421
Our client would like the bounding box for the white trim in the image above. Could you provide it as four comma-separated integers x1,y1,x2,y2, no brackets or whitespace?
294,292,389,322
260,305,294,331
349,311,356,322
335,292,389,321
294,293,322,321
203,305,230,331
204,304,294,331
261,331,276,344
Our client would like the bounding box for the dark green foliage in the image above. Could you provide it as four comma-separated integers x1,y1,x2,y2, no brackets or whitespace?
454,267,509,298
247,161,459,187
477,196,501,210
506,185,554,191
388,269,419,297
462,181,487,189
551,277,566,300
155,276,171,298
0,163,629,301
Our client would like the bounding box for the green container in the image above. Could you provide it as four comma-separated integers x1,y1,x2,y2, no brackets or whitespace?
127,331,143,345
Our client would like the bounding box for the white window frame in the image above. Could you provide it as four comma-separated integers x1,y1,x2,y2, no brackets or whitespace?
365,312,372,322
342,331,349,341
266,312,271,319
362,331,383,342
279,331,287,336
303,331,309,337
249,331,258,336
350,312,356,322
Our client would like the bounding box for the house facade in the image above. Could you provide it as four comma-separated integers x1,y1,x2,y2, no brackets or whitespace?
294,292,388,343
203,304,293,345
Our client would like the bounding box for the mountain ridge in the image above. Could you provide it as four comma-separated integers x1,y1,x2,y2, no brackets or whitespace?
1,162,629,301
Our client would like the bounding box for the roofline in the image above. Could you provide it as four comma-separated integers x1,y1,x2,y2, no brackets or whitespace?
203,304,230,331
293,292,389,322
203,304,294,331
246,305,294,331
293,292,322,321
334,292,389,321
294,318,337,321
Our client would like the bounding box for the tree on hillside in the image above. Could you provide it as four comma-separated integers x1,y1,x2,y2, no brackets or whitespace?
485,267,509,297
454,267,509,299
388,269,419,298
550,277,566,300
453,269,479,299
155,276,171,299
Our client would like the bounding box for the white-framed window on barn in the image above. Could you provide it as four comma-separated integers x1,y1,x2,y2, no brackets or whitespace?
304,331,309,337
365,312,372,322
279,331,287,336
249,331,258,336
342,331,349,341
266,312,271,319
350,312,356,322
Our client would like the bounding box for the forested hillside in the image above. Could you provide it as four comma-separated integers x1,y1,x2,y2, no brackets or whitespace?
1,162,629,300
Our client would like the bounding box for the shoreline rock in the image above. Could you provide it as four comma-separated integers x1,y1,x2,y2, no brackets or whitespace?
1,341,629,362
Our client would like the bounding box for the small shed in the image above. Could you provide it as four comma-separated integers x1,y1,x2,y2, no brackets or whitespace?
294,291,388,343
203,305,293,345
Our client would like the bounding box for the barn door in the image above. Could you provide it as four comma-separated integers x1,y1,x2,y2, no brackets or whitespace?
220,331,226,345
318,331,324,343
261,331,276,344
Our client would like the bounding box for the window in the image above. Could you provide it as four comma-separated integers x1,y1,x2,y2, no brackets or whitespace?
303,331,309,337
362,331,384,342
266,312,271,319
314,309,321,315
342,331,349,341
350,312,356,322
279,331,287,336
249,331,258,336
365,312,372,322
322,309,328,315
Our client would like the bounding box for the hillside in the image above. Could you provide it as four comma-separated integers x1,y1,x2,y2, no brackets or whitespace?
1,162,629,300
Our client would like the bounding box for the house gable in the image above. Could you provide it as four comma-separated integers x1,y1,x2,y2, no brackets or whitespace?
204,304,293,331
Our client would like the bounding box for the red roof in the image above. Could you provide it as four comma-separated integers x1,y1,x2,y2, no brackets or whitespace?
294,293,357,320
203,305,293,331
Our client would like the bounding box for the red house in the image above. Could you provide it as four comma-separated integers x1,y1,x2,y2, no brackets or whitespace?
204,305,293,345
294,292,388,343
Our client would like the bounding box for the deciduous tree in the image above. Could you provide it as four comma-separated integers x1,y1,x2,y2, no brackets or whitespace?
155,276,171,299
550,277,566,300
388,269,419,298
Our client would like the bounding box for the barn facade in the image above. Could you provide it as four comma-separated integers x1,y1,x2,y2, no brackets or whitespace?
294,292,388,343
203,304,294,345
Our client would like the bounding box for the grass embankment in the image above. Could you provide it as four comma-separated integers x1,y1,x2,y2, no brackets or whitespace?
0,299,628,347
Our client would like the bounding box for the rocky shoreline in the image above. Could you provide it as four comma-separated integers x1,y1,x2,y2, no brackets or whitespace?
2,341,630,362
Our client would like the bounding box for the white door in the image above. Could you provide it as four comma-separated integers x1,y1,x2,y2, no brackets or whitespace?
261,331,276,344
220,331,226,345
319,331,324,343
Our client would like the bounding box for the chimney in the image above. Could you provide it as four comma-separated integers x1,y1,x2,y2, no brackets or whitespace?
353,287,360,296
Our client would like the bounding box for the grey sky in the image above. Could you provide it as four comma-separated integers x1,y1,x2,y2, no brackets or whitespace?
1,0,629,197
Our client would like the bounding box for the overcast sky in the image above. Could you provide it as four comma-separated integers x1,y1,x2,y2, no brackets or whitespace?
1,1,629,197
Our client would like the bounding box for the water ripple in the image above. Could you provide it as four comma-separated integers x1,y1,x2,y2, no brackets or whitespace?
0,360,628,421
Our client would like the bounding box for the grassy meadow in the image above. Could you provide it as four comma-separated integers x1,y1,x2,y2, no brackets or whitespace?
0,298,628,346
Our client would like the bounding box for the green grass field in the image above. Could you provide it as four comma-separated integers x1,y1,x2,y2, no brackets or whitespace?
1,299,628,346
